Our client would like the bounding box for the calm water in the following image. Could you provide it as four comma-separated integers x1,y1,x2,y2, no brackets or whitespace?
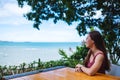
0,42,81,66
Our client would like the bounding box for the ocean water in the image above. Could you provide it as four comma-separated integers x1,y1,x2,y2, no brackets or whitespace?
0,42,81,66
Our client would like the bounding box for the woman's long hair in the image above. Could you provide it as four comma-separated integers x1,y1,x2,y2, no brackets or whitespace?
84,31,110,71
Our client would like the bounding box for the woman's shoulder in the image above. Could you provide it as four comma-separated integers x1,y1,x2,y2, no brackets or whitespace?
96,50,104,55
95,51,104,58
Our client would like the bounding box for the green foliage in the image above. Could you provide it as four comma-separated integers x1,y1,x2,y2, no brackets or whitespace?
59,49,77,67
0,59,65,78
71,45,88,61
17,0,94,31
59,45,88,67
17,0,120,64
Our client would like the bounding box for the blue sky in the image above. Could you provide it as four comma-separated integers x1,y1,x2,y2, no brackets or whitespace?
0,0,102,42
0,0,86,42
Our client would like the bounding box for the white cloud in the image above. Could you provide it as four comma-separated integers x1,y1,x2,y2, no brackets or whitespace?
0,0,30,16
0,21,83,42
0,1,31,25
0,0,84,42
5,3,30,15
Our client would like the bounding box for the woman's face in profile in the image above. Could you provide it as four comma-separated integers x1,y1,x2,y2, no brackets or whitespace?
85,34,94,48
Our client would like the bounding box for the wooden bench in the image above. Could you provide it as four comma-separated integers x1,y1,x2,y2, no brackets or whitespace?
3,66,120,80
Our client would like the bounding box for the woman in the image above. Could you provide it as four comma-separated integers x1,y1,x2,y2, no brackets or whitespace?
75,31,110,76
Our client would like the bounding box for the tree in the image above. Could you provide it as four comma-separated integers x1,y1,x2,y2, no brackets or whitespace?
17,0,120,64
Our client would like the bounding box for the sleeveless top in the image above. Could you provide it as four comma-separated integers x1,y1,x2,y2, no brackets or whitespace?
86,53,106,74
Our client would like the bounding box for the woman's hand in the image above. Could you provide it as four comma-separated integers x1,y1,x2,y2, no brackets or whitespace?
75,64,83,72
76,64,83,68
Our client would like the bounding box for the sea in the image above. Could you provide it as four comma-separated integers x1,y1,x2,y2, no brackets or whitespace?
0,41,81,66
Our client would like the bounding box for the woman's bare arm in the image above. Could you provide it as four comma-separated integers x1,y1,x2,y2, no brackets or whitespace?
81,54,104,76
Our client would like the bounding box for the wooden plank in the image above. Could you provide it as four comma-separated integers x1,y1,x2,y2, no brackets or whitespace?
9,67,120,80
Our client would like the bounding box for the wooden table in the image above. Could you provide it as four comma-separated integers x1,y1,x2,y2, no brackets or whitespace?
4,66,120,80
